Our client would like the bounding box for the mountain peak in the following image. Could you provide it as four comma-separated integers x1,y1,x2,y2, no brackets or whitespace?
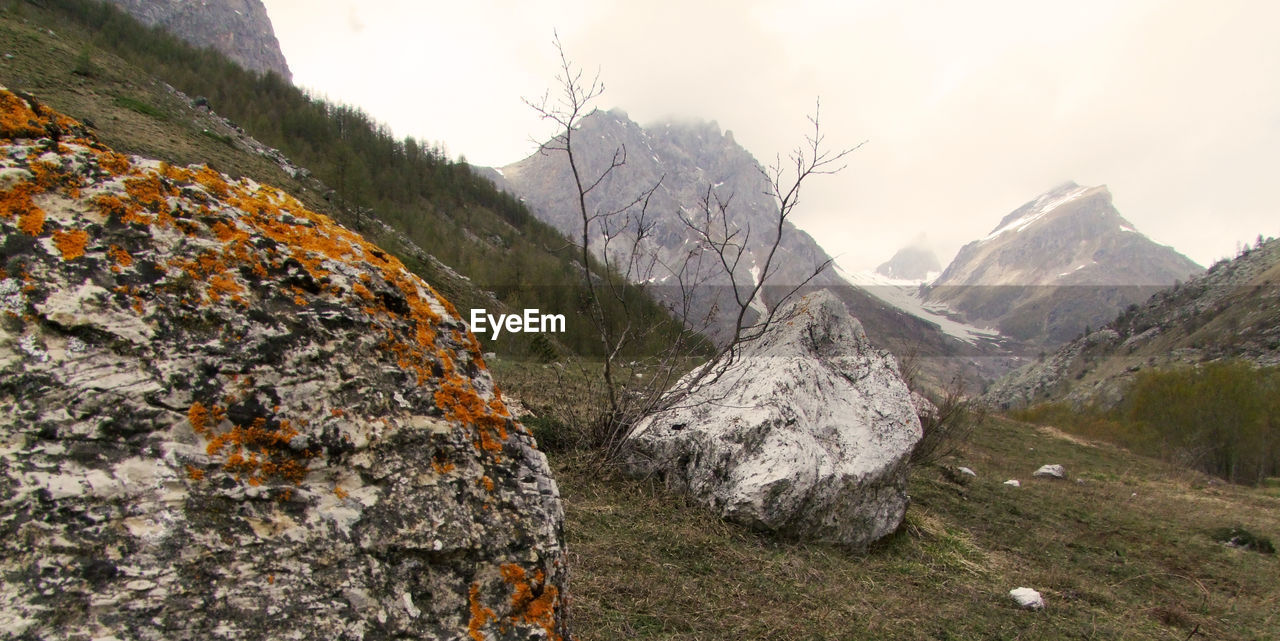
103,0,292,80
983,182,1111,242
928,182,1202,345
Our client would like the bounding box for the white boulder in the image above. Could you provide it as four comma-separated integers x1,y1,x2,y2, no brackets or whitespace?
958,466,977,477
1009,587,1045,610
620,290,922,550
1004,479,1021,487
1033,464,1067,479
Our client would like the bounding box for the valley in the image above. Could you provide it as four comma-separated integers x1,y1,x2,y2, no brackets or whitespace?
1,1,1277,640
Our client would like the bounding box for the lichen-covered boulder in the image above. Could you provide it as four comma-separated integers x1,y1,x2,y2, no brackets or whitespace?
621,290,922,550
0,89,568,640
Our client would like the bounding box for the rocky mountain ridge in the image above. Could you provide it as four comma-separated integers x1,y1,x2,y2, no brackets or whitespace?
103,0,292,80
986,235,1280,409
924,181,1203,346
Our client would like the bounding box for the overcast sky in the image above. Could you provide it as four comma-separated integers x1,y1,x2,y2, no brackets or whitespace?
261,0,1279,272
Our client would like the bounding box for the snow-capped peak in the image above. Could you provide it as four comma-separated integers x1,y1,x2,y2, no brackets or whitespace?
981,183,1092,242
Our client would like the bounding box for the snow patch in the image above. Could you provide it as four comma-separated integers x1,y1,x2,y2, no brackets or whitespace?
1055,261,1095,277
837,265,1001,345
982,185,1090,242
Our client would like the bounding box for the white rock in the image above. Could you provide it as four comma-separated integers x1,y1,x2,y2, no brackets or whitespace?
1033,464,1066,479
958,467,977,477
1009,587,1045,609
621,290,922,550
1003,479,1021,487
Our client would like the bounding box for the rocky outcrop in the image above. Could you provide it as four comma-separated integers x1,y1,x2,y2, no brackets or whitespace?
104,0,292,80
0,89,567,640
620,290,921,551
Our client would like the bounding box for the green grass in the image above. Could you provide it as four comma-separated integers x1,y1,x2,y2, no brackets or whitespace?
550,416,1280,640
111,94,164,118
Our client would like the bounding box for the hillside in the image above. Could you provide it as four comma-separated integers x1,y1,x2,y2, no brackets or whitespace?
0,0,686,360
925,182,1203,346
987,236,1280,409
483,350,1280,640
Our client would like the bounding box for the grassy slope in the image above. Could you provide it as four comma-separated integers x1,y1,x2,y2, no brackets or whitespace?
553,416,1279,640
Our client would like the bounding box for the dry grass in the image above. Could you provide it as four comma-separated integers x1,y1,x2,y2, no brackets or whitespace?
552,415,1280,640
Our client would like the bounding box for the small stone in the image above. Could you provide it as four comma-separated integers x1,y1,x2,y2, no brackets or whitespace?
1033,464,1066,479
957,466,977,477
1003,479,1021,487
1009,587,1044,609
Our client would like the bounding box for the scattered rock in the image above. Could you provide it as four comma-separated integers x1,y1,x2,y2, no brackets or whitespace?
958,466,977,477
621,290,922,551
0,89,569,640
1212,527,1276,554
1009,587,1045,609
1033,464,1067,479
1004,479,1022,487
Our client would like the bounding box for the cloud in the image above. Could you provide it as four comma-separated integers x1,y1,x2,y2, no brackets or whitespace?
260,0,1280,270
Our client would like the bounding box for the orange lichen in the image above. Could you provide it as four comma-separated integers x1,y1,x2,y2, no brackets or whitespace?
334,486,348,499
500,564,562,641
435,374,509,457
199,415,312,486
351,281,374,301
107,244,133,268
0,90,80,138
468,583,496,641
479,476,495,492
124,174,170,212
432,458,455,475
186,465,205,481
2,182,42,230
52,228,89,260
206,273,244,303
193,166,229,198
95,150,133,176
188,402,215,435
17,205,45,236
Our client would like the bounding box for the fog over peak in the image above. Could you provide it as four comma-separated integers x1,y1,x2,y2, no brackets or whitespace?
263,0,1280,271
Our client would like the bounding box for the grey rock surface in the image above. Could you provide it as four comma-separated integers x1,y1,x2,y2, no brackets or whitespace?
0,91,567,640
103,0,293,80
620,290,922,550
